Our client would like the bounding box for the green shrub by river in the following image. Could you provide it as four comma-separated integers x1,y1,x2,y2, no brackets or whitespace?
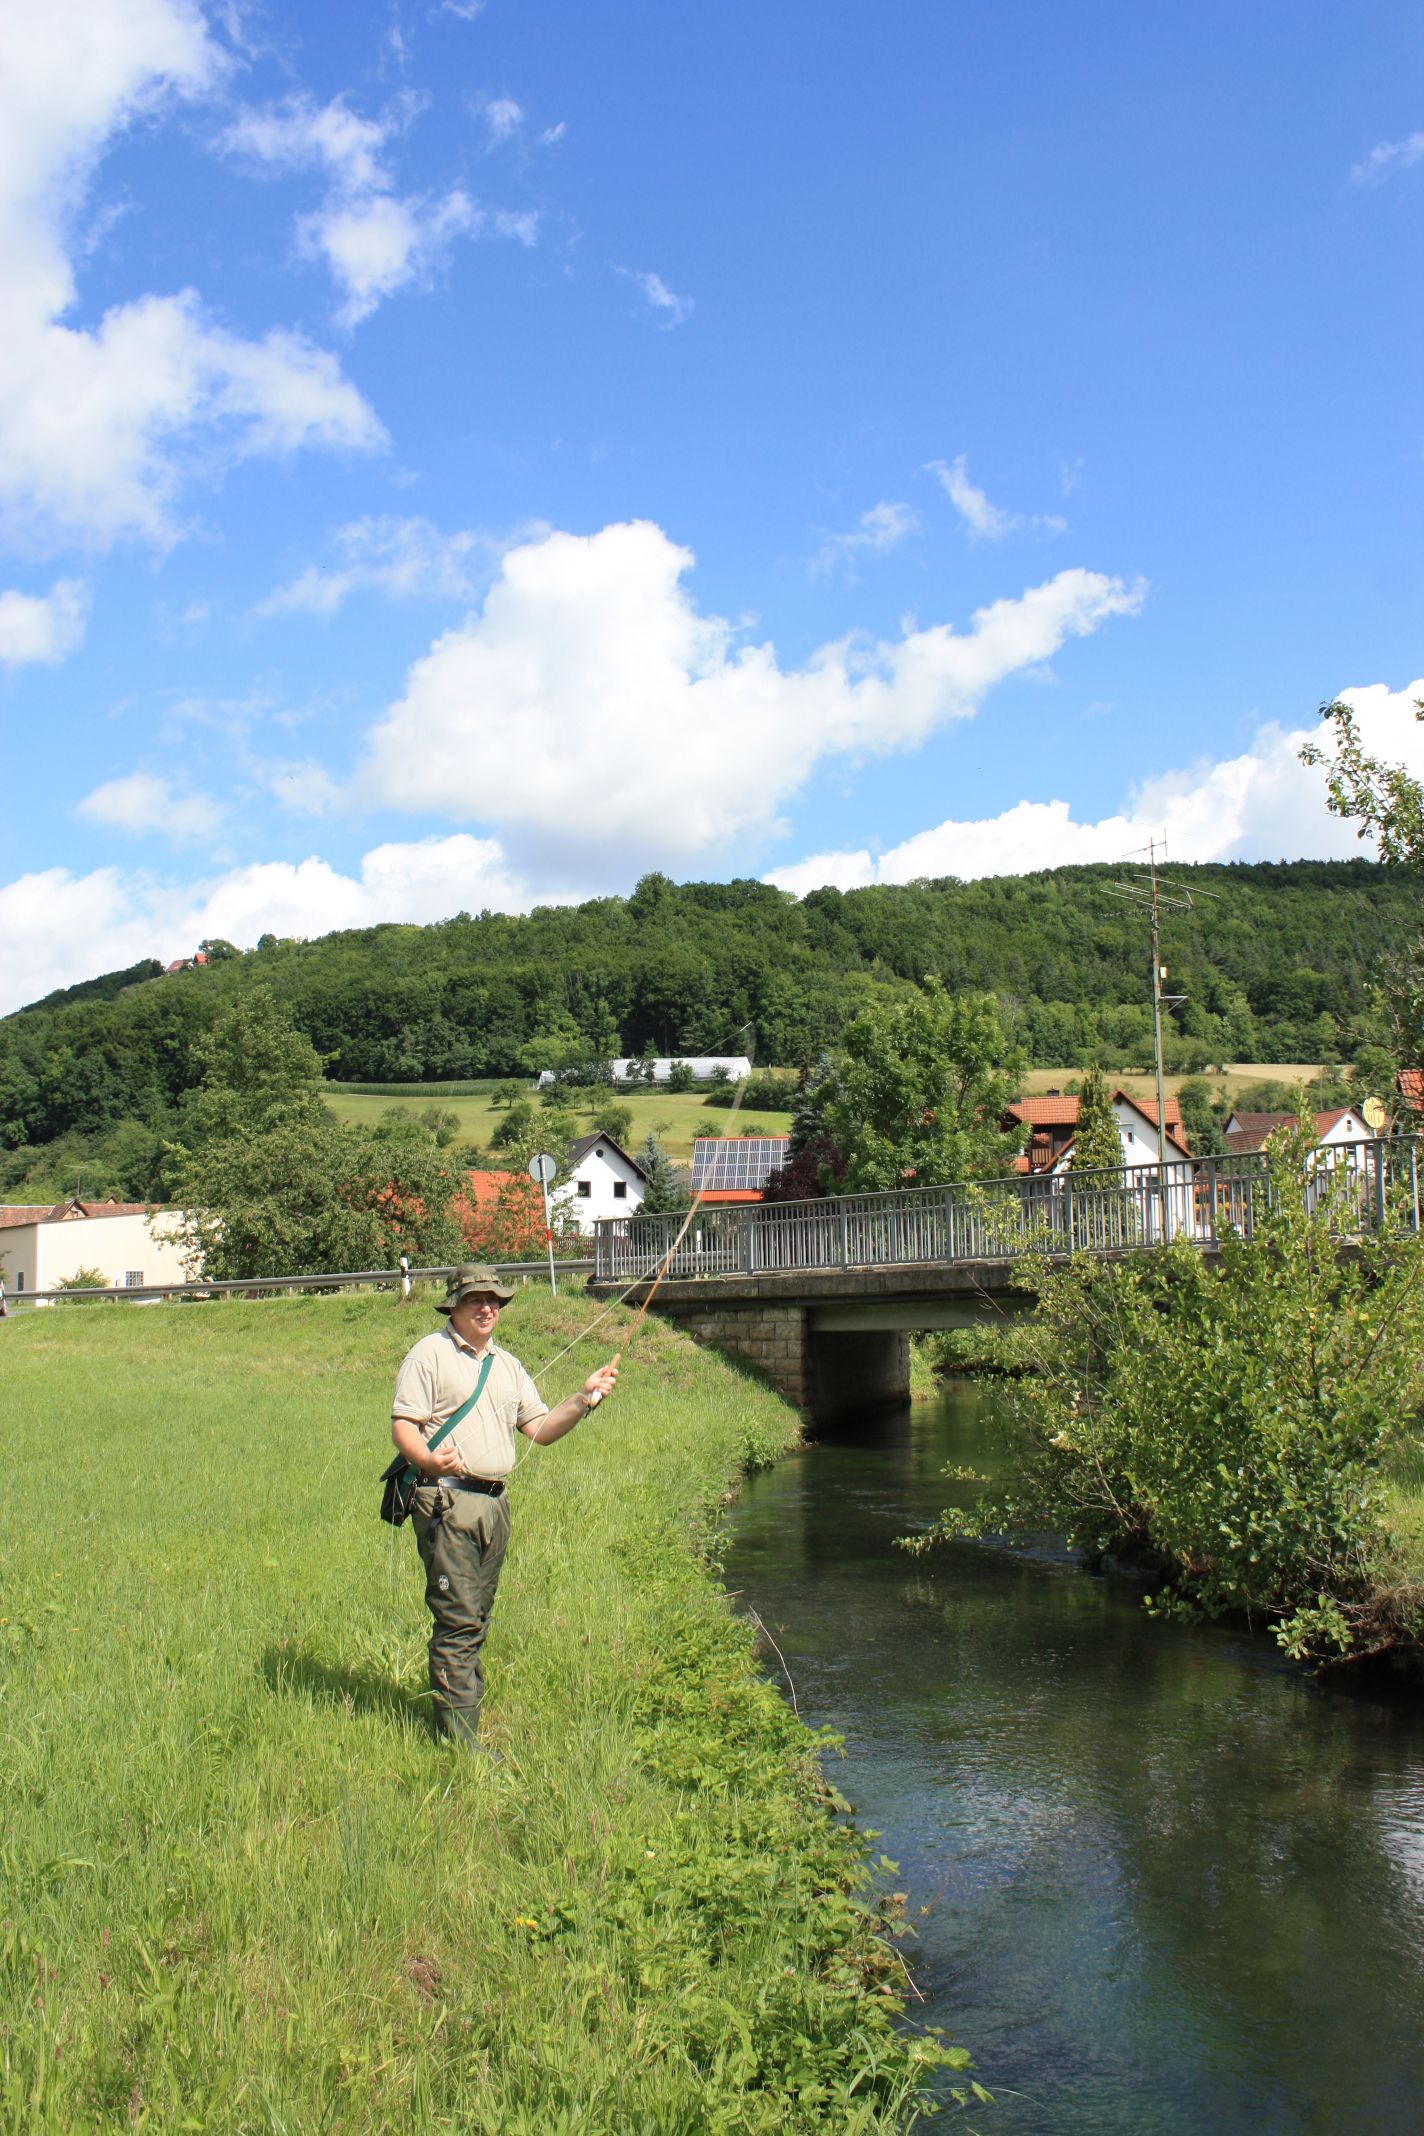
910,1131,1424,1667
0,1291,961,2129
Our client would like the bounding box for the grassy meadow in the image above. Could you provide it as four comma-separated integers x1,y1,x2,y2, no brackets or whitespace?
0,1290,961,2131
1019,1061,1331,1104
321,1085,795,1160
322,1062,1335,1167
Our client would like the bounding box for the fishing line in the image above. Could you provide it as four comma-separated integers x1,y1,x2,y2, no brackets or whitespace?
509,1025,763,1473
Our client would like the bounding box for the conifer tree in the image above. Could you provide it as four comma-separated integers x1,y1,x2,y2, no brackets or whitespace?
1070,1066,1123,1172
637,1132,688,1213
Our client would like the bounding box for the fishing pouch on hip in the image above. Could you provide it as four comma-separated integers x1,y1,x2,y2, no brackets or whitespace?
379,1354,493,1526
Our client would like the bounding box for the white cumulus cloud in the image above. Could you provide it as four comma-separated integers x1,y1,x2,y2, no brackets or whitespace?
0,577,88,665
619,268,694,328
258,514,501,617
480,96,524,146
765,678,1424,895
76,770,222,840
220,90,535,327
0,0,381,551
359,519,1145,869
928,455,1021,540
927,455,1065,542
812,500,917,576
1351,132,1424,185
0,833,546,1015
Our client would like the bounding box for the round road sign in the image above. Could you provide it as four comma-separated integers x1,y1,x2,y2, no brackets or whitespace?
528,1152,557,1185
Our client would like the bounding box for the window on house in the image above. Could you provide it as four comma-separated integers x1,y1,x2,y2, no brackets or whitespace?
613,1180,628,1199
124,1270,144,1288
577,1180,592,1197
15,1271,24,1290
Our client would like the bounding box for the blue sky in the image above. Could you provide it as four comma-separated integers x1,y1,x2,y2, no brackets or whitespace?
2,0,1422,1011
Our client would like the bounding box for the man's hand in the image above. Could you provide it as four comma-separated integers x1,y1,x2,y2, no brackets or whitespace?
583,1360,619,1403
393,1415,463,1477
421,1443,464,1477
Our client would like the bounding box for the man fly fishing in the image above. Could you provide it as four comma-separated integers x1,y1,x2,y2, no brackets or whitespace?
390,1263,619,1751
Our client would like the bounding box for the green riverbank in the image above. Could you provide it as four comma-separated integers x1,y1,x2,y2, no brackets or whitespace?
0,1290,959,2130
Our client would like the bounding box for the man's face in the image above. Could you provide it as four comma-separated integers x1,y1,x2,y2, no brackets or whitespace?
450,1292,502,1345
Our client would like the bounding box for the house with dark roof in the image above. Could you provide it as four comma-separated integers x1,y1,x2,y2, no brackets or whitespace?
1222,1105,1372,1156
1003,1090,1190,1176
555,1134,648,1234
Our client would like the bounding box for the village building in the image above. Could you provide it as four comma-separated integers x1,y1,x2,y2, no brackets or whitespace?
553,1135,648,1234
1222,1105,1373,1155
0,1200,189,1299
454,1170,550,1256
1004,1091,1191,1176
536,1055,753,1088
690,1136,791,1203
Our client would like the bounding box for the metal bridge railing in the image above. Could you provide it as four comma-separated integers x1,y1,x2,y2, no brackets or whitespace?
593,1134,1423,1285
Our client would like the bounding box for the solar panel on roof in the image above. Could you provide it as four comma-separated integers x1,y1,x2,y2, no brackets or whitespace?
691,1137,790,1191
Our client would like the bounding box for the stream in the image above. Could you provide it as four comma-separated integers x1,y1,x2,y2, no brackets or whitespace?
724,1382,1424,2134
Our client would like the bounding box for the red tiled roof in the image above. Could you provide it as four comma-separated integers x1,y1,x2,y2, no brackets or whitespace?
0,1200,157,1228
1008,1090,1183,1129
1397,1070,1423,1115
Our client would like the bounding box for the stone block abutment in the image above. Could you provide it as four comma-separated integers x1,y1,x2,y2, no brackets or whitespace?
601,1260,1037,1422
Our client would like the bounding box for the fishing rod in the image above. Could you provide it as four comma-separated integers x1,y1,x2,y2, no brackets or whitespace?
508,1025,760,1469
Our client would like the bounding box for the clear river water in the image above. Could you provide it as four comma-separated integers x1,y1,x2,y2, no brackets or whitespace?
723,1382,1424,2134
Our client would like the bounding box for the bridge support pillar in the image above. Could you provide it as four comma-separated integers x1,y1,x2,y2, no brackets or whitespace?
806,1327,911,1422
665,1303,814,1411
655,1303,911,1421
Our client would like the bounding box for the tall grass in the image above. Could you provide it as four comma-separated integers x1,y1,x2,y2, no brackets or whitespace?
0,1292,962,2129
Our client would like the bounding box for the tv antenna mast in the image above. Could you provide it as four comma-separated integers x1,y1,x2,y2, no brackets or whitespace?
1104,837,1220,1173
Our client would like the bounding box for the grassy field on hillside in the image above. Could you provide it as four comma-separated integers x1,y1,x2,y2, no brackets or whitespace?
0,1294,960,2130
324,1062,1334,1164
322,1085,795,1158
1020,1061,1330,1102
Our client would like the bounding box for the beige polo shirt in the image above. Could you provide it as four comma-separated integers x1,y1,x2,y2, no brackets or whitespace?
391,1325,547,1481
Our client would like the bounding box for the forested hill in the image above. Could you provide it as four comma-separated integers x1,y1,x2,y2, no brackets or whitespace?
3,859,1418,1151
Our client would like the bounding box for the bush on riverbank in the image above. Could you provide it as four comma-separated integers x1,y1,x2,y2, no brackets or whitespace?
0,1289,965,2128
906,1123,1424,1666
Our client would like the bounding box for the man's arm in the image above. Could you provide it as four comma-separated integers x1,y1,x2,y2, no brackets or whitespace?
518,1360,619,1446
392,1414,462,1476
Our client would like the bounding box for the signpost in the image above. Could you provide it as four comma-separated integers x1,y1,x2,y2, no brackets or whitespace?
528,1153,559,1294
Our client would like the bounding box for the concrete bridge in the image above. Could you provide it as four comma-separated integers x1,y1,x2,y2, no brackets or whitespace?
591,1136,1417,1417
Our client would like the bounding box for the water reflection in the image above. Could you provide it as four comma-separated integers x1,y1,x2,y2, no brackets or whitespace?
725,1385,1424,2135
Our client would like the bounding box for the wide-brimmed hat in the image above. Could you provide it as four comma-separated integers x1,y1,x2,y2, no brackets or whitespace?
436,1263,516,1312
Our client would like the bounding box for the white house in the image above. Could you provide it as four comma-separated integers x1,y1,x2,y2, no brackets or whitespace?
1223,1105,1373,1155
552,1135,648,1235
0,1200,191,1301
1006,1090,1191,1176
538,1056,753,1088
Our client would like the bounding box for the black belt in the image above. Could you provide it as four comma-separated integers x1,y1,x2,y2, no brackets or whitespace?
434,1475,506,1498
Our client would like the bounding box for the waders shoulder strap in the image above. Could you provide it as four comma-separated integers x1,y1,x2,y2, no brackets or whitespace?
379,1351,498,1524
423,1350,496,1462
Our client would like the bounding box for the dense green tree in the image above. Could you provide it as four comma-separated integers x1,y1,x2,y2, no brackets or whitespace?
820,982,1025,1191
171,1114,465,1280
1070,1067,1122,1172
178,989,326,1145
588,1099,634,1146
